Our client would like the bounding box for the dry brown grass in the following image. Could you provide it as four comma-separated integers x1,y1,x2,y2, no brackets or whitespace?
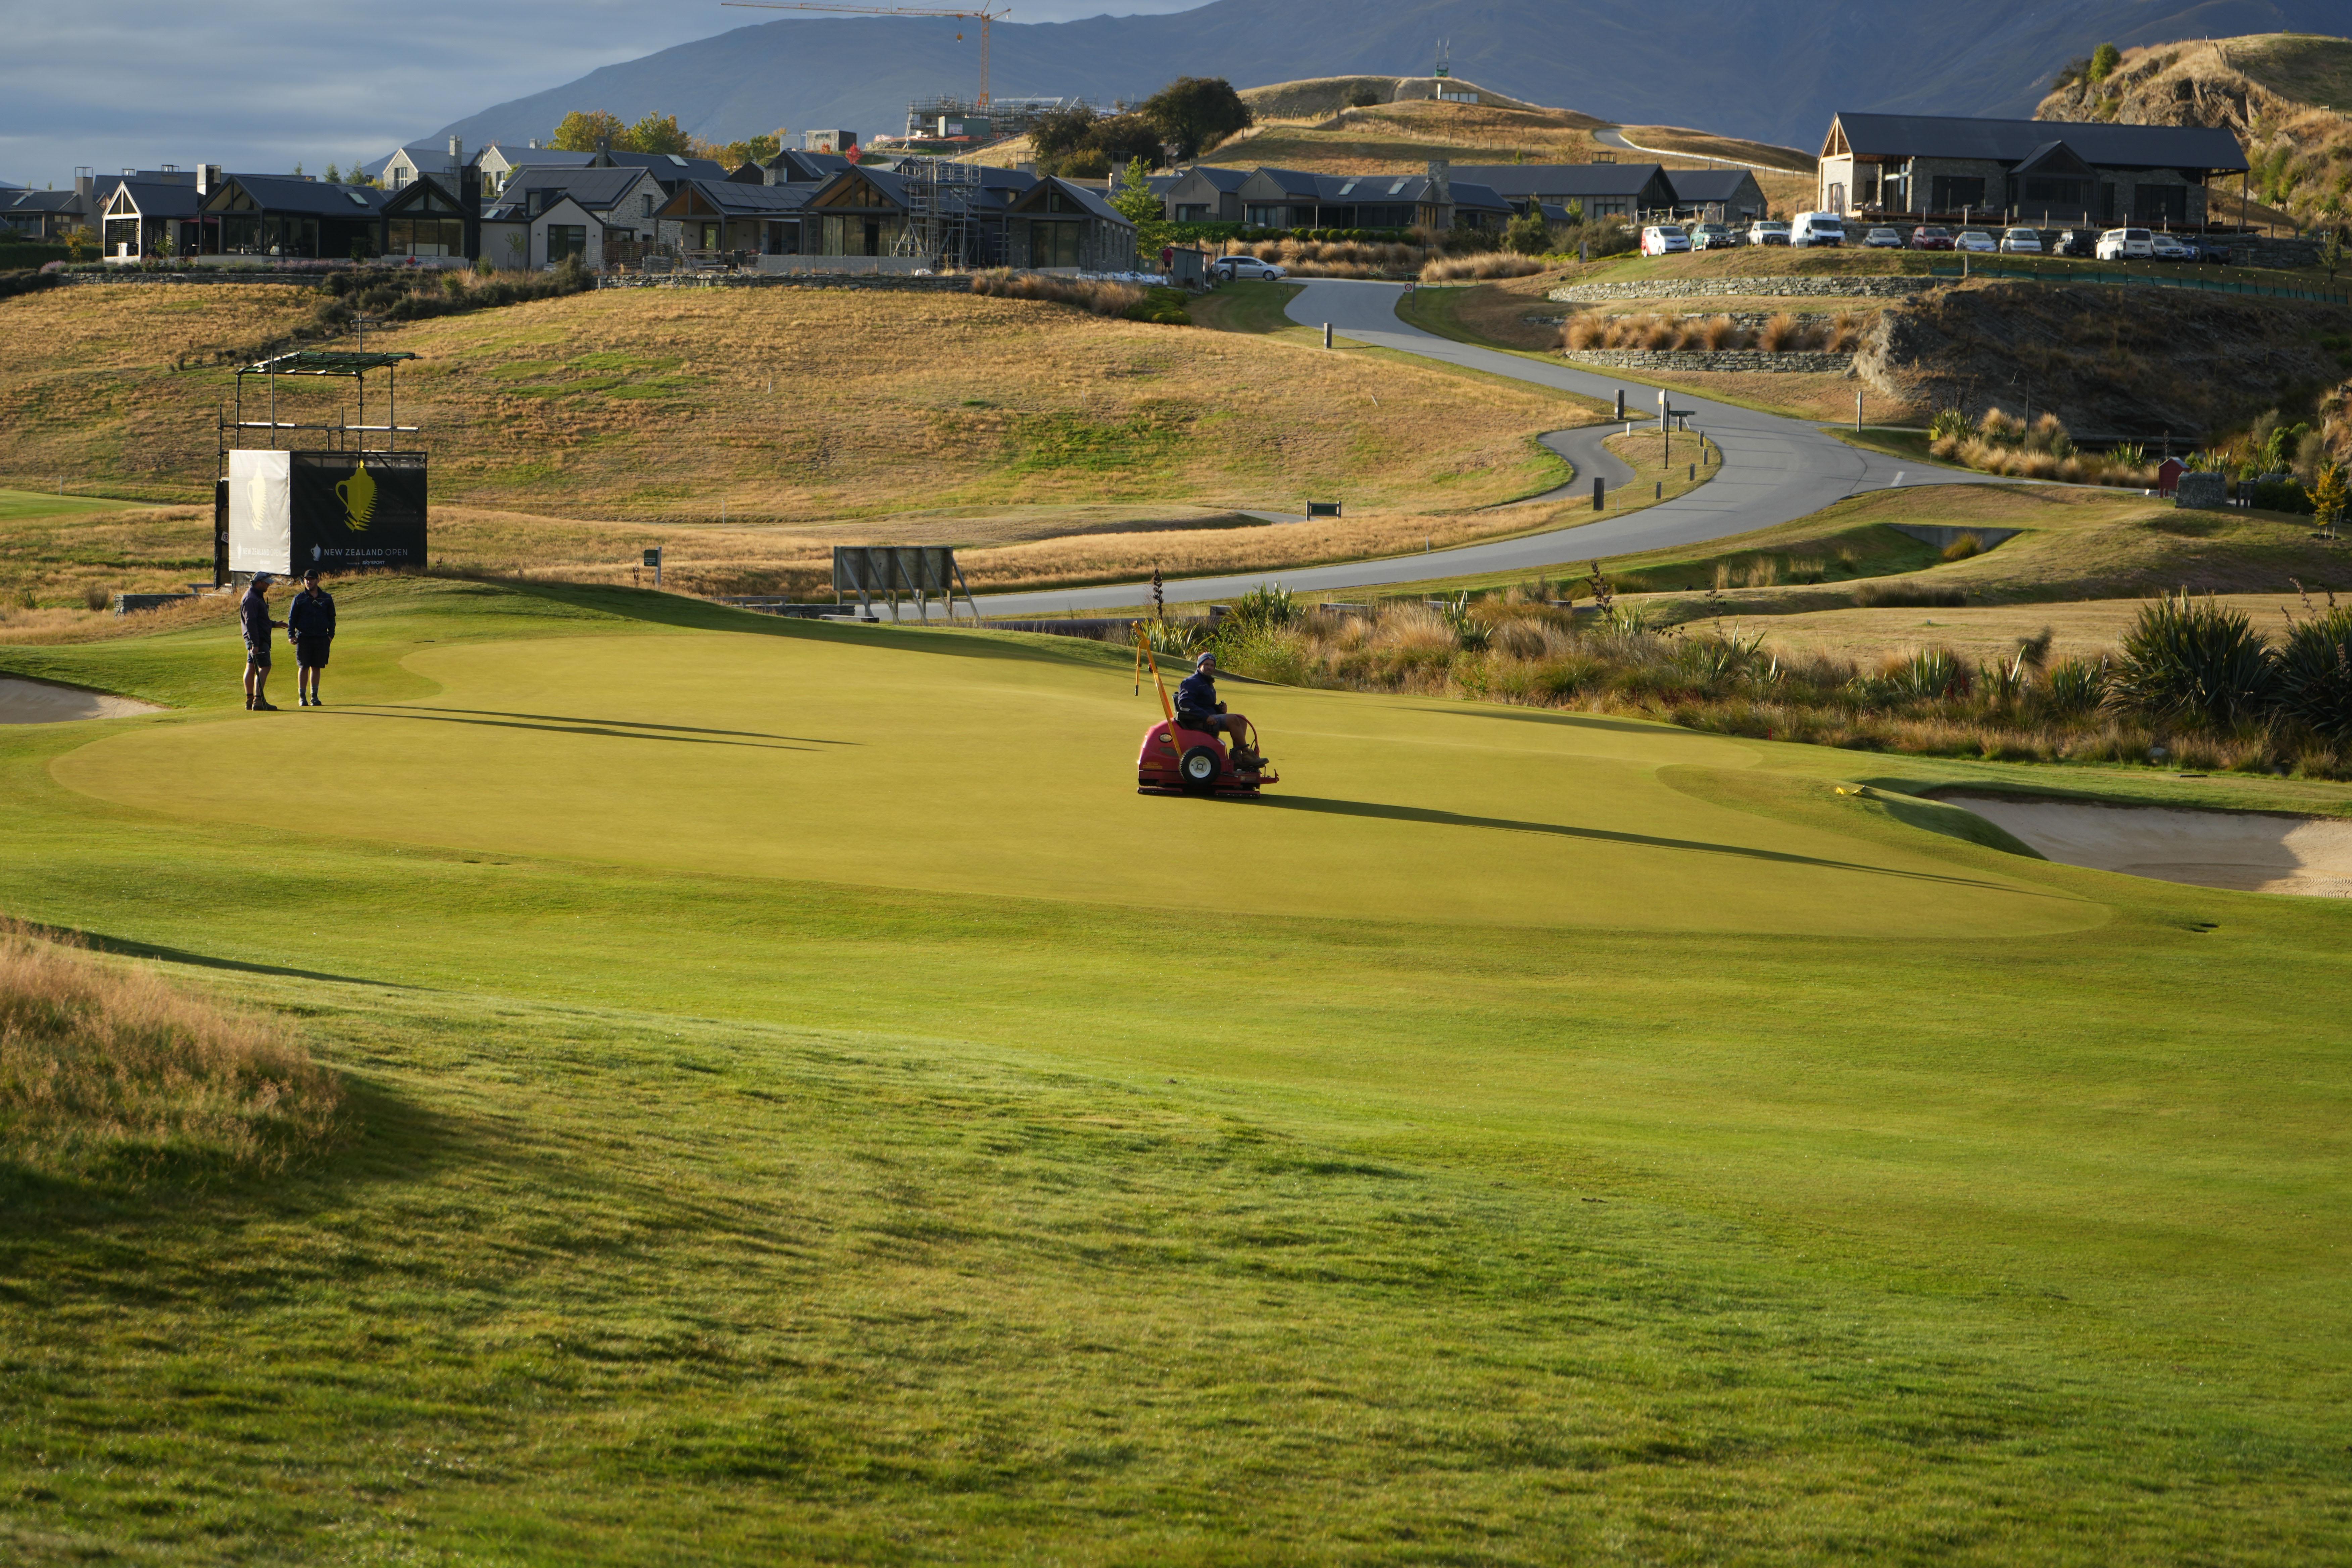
0,283,1576,534
1560,309,1866,355
0,919,342,1181
967,270,1144,316
1420,254,1548,283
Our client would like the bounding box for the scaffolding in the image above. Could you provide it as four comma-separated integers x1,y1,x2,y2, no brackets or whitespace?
890,156,984,264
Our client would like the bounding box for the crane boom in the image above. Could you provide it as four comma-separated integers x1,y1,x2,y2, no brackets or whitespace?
721,2,1009,107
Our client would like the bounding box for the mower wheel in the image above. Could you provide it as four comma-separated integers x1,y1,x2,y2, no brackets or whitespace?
1177,746,1222,792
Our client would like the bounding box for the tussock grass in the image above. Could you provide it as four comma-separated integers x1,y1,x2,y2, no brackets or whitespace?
0,920,341,1182
967,270,1144,316
1420,252,1548,283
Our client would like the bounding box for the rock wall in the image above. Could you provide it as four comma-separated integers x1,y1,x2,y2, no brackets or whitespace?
1563,347,1857,374
1549,276,1936,303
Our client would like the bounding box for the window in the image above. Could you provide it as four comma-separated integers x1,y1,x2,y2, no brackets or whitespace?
545,224,587,263
1930,175,1986,213
1034,219,1082,268
1244,204,1287,227
1174,203,1209,222
2023,178,2086,205
388,217,463,257
641,194,655,218
2135,184,2188,225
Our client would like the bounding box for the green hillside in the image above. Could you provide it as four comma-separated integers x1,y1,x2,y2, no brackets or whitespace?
3,578,2351,1561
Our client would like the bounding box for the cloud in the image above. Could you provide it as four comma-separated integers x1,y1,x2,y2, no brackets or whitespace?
0,0,1206,184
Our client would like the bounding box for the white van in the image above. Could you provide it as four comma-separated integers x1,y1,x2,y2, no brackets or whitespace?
2097,227,2154,260
1790,212,1845,248
1640,224,1691,256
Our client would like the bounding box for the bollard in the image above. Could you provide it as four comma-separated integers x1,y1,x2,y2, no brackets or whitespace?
1689,463,1695,481
1592,477,1605,511
1655,481,1662,500
1614,388,1624,421
1323,322,1333,349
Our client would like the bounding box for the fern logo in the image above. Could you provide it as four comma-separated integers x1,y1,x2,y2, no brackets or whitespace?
334,462,377,532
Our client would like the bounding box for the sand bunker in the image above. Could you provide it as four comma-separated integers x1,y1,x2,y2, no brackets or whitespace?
0,677,161,725
1948,794,2352,898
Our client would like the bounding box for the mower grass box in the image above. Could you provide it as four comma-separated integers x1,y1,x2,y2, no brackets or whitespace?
227,449,428,578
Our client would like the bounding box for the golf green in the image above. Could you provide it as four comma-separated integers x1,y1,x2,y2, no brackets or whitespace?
3,577,2349,1563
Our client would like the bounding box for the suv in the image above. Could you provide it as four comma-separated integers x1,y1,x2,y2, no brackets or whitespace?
2000,227,2044,254
1862,226,1905,248
1748,219,1791,246
2097,227,2154,260
1908,226,1954,251
1687,222,1735,250
2052,228,2097,258
1640,224,1692,255
2150,233,2194,262
1212,255,1286,281
1790,212,1845,247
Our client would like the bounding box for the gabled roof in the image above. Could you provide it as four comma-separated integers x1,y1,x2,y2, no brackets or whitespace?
1173,165,1252,193
1446,163,1670,199
101,179,204,219
1826,112,2248,172
492,165,660,213
1662,168,1764,203
1243,167,1322,198
660,178,821,218
591,150,731,182
380,173,476,217
762,149,854,183
9,189,88,215
388,143,461,173
1006,177,1134,227
808,165,911,211
203,175,391,216
2012,140,2096,177
1445,179,1512,214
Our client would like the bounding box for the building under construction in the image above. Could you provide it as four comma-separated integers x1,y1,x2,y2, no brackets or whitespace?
899,95,1114,149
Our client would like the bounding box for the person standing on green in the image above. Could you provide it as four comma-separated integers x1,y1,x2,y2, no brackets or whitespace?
286,569,337,707
239,573,284,711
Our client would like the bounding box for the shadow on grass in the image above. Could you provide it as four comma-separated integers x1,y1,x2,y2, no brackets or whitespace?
70,930,425,990
1254,793,2057,894
314,709,828,751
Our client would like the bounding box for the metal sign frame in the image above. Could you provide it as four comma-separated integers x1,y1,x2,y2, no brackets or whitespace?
831,546,979,621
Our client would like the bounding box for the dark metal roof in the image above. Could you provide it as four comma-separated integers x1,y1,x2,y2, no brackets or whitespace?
242,350,417,376
1447,163,1670,199
1662,168,1765,203
208,175,392,216
1174,165,1252,193
493,166,658,212
100,179,204,219
666,178,821,216
1008,177,1134,227
1830,112,2248,172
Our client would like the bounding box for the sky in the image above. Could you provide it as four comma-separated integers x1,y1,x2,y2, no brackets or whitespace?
0,0,1205,188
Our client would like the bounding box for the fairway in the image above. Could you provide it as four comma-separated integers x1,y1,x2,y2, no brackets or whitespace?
3,578,2351,1563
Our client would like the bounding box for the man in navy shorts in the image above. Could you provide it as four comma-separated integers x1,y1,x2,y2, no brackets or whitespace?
287,569,337,706
240,574,285,711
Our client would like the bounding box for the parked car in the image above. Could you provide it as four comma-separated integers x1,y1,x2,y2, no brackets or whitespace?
1748,219,1791,246
2149,233,2195,262
1212,255,1286,281
1640,224,1692,256
2188,235,2236,264
1999,227,2044,254
1862,226,1905,249
1687,223,1736,250
1955,229,1998,253
2096,227,2154,261
1790,211,1845,247
2052,228,2098,258
1908,226,1954,251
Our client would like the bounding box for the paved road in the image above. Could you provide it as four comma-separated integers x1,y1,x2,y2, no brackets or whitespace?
1593,124,1795,175
968,278,1998,616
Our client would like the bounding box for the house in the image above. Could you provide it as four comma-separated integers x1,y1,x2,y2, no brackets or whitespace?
1001,177,1136,271
473,142,592,194
802,129,859,153
379,169,482,260
383,139,464,192
1661,167,1769,224
1815,112,2250,226
656,177,820,255
96,172,203,259
3,183,96,240
197,170,390,259
482,165,672,267
1443,163,1679,220
1162,164,1250,224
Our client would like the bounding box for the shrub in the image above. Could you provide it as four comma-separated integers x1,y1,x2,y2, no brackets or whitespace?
0,919,342,1182
1927,408,1971,442
1419,252,1545,282
1941,532,1983,562
0,267,64,303
1865,648,1970,702
1226,580,1301,630
969,269,1145,317
2108,592,2276,729
2275,600,2352,740
2041,656,2108,716
1854,581,1965,608
81,584,110,611
1758,311,1800,351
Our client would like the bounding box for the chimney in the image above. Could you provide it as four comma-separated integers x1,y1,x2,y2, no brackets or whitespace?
74,166,93,214
449,135,464,169
594,134,612,165
1427,159,1451,203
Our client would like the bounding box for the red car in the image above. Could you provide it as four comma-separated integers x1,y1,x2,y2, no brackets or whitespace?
1909,227,1954,251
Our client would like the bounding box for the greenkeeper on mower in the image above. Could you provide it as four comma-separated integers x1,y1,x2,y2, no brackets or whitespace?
1174,652,1262,770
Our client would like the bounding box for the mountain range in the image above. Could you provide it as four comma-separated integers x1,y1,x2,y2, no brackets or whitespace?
431,0,2352,159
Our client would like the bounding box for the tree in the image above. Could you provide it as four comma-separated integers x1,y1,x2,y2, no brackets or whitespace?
550,110,631,152
628,114,694,156
2310,461,2348,535
2322,225,2345,283
292,162,305,178
1059,148,1112,180
1346,84,1382,109
1110,157,1164,226
1141,77,1251,161
1028,102,1101,173
1504,209,1551,255
2088,42,2121,83
1089,112,1166,169
712,132,781,168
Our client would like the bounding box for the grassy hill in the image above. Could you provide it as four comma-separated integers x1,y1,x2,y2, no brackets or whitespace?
2037,34,2352,231
4,575,2352,1558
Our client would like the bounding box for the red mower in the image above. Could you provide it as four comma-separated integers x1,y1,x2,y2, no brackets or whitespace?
1131,627,1279,797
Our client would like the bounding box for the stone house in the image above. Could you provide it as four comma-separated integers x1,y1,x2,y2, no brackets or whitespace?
1816,112,2249,227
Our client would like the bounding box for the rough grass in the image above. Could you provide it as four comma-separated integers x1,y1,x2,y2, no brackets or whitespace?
0,919,341,1183
0,283,1578,528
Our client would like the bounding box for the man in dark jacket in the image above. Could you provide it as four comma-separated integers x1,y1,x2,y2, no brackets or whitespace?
286,569,337,707
239,574,285,711
1172,651,1260,767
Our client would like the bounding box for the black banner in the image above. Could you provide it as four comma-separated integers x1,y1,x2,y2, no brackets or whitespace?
289,451,428,574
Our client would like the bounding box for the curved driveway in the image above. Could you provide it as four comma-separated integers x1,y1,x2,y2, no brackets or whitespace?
970,278,2002,616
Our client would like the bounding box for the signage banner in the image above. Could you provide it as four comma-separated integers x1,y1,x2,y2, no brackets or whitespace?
288,451,428,574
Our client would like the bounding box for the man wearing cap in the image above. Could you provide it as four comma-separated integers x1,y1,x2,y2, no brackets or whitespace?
286,569,337,707
1172,651,1261,769
239,574,286,711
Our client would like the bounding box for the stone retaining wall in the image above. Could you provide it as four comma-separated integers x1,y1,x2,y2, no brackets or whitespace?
597,273,976,293
1562,347,1857,374
1550,276,1935,303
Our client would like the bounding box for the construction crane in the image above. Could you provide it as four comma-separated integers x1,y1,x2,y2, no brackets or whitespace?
721,2,1011,107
